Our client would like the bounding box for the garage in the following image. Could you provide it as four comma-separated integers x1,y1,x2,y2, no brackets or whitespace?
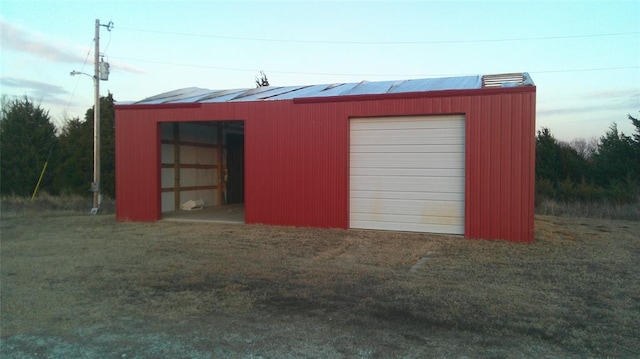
115,73,536,242
350,115,465,234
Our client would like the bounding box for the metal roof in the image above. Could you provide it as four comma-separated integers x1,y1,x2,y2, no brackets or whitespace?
133,73,533,105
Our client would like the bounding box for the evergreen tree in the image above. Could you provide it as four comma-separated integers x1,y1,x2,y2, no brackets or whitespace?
629,113,640,146
535,127,594,201
535,128,563,183
0,96,58,196
558,141,591,184
54,116,93,195
593,123,639,191
60,93,116,198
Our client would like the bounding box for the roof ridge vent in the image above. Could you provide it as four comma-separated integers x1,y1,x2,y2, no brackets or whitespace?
482,73,534,88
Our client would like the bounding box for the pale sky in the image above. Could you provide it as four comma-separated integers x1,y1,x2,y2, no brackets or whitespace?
1,0,638,142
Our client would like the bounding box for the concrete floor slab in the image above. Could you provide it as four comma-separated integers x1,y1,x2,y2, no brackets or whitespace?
161,203,245,224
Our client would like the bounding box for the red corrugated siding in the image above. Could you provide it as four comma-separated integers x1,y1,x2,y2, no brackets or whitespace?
115,110,160,221
244,101,350,228
115,86,536,242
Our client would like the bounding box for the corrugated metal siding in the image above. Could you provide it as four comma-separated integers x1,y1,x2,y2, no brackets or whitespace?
115,110,161,221
463,91,536,242
242,101,349,228
115,86,536,242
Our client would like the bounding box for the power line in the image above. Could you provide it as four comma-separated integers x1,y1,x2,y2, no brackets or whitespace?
63,38,95,117
108,55,471,77
531,66,640,74
115,26,640,45
110,55,640,77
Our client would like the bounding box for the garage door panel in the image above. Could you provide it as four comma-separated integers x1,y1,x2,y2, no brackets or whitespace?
350,176,464,193
351,115,465,130
351,130,464,146
350,167,464,178
351,144,463,153
351,152,464,169
351,212,463,227
351,198,464,217
351,190,463,202
350,115,465,235
349,219,463,234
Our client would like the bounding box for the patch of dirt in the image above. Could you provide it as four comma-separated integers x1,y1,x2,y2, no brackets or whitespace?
1,212,639,358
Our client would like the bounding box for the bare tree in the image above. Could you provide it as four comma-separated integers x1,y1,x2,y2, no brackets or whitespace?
569,137,599,159
255,71,270,88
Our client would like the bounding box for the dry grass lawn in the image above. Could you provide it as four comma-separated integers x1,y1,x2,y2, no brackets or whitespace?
1,206,638,358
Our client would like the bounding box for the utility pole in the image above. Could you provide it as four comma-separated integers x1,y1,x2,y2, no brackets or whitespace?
71,19,112,215
92,18,101,215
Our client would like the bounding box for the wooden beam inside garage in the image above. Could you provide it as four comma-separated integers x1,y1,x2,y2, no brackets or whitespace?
173,123,181,210
216,122,223,206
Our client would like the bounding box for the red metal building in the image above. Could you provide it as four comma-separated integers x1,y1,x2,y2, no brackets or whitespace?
115,73,536,242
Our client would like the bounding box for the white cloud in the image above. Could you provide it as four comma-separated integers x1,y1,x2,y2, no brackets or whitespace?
537,89,639,116
0,20,86,64
0,20,145,74
1,77,69,95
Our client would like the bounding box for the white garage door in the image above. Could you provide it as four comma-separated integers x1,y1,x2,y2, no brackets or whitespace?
350,115,465,234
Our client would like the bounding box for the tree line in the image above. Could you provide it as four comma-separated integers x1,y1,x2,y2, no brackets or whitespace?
536,115,640,204
1,94,638,205
0,94,115,198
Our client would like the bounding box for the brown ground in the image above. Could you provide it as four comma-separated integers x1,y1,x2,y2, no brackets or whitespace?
1,210,638,358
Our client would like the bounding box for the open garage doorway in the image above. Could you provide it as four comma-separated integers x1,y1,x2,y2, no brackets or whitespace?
225,133,244,204
159,120,245,223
